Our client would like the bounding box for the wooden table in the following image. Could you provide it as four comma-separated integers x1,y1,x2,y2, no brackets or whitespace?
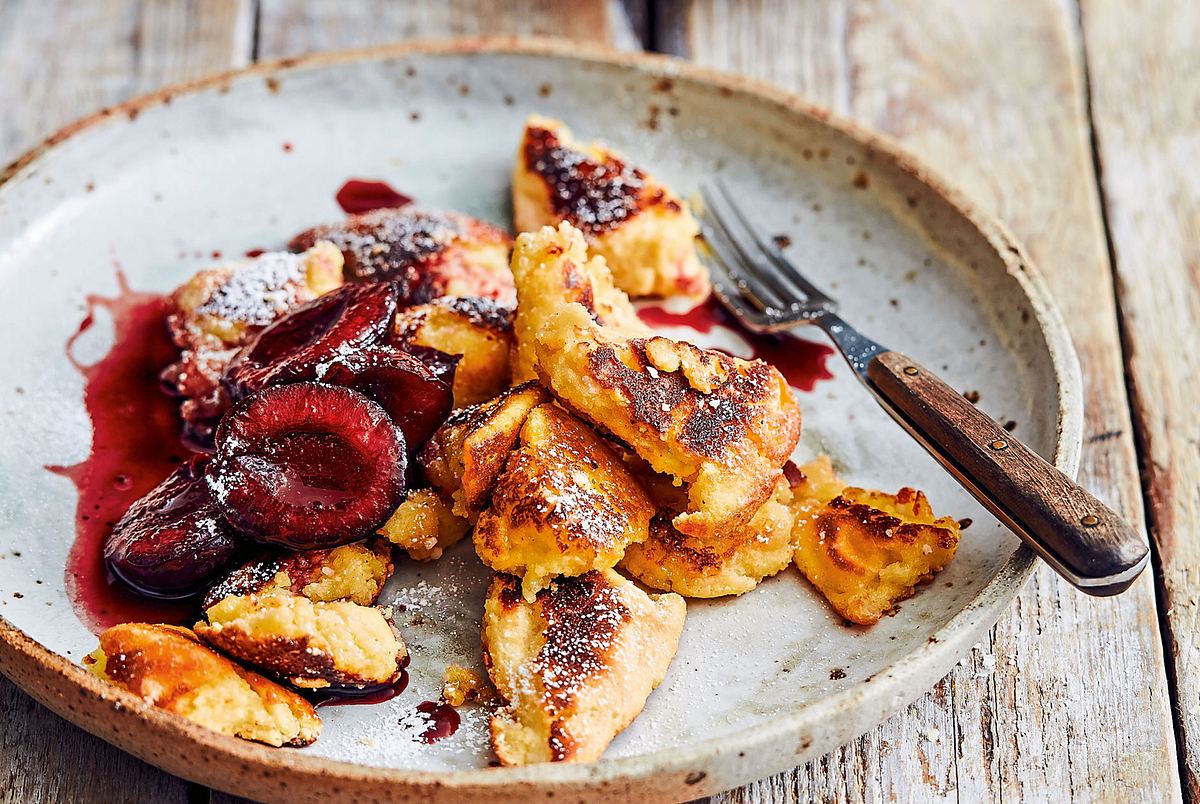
0,1,1193,801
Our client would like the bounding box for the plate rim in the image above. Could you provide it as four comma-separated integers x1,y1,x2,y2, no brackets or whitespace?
0,36,1083,801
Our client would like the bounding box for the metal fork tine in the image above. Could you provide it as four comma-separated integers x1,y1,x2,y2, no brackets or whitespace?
700,185,795,309
697,188,787,311
712,177,836,306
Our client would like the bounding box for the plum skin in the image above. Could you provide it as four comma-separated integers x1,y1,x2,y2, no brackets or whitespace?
103,456,242,599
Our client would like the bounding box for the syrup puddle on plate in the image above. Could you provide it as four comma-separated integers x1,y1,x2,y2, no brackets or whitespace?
637,297,834,392
48,269,194,633
335,179,414,215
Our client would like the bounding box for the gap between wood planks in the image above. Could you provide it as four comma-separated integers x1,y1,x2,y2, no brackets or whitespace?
1070,0,1190,796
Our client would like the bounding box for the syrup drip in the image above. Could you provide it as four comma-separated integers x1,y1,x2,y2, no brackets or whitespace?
335,179,414,215
416,700,461,743
309,665,411,709
637,297,835,392
48,268,194,634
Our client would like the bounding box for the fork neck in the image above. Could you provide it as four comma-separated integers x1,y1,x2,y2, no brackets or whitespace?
811,311,887,378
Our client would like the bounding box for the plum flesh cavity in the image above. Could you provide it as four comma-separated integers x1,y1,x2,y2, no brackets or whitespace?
206,383,407,550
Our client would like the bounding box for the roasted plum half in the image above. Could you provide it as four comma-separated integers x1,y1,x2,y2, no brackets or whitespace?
223,282,398,400
320,347,452,454
206,383,407,550
103,456,242,599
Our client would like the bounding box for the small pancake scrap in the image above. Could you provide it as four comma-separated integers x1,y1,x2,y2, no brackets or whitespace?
513,115,708,300
620,477,795,598
289,206,513,305
378,488,471,561
394,296,515,407
482,569,685,765
510,223,801,542
791,457,962,624
474,403,655,599
86,623,320,747
442,664,493,707
195,593,406,690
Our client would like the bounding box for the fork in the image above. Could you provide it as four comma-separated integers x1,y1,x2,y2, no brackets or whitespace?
698,179,1147,596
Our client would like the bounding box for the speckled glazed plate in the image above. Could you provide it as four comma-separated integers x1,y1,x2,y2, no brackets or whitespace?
0,39,1081,803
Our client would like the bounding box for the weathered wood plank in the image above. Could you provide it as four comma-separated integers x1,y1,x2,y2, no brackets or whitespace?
256,0,643,57
0,1,253,802
658,0,1180,800
1080,0,1200,797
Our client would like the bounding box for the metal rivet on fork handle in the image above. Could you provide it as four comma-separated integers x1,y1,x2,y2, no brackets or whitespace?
1080,514,1101,527
988,439,1009,451
902,366,919,376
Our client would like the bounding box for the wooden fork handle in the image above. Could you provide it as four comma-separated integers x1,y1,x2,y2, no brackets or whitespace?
865,351,1148,595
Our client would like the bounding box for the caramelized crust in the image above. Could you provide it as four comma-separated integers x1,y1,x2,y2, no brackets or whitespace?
289,207,514,305
791,457,962,624
161,243,343,445
377,488,471,560
203,540,394,610
196,594,406,689
419,381,549,519
474,404,655,599
86,623,320,747
482,570,685,765
511,224,801,542
394,296,515,407
621,477,795,598
513,116,708,299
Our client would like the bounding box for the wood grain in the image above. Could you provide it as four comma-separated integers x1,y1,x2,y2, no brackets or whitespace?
1080,0,1200,796
0,1,253,802
867,350,1147,594
658,0,1181,800
255,0,644,57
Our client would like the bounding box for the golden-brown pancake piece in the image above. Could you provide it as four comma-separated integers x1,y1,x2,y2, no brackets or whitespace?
510,223,801,542
195,594,406,690
289,206,513,305
791,457,962,624
86,623,320,747
474,403,655,599
378,488,471,560
419,381,550,519
621,477,795,598
509,219,648,383
482,570,685,765
513,116,708,300
394,296,514,407
203,540,394,609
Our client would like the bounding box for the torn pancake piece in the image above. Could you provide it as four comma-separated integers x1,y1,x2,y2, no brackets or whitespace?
620,477,795,598
289,206,513,305
86,623,320,747
791,456,962,625
474,403,655,599
203,539,394,609
482,569,685,765
195,594,406,690
513,116,708,300
393,296,515,407
419,381,550,520
511,223,800,542
377,488,471,561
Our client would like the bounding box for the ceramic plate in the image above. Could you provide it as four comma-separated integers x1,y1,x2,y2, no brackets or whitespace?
0,40,1081,802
